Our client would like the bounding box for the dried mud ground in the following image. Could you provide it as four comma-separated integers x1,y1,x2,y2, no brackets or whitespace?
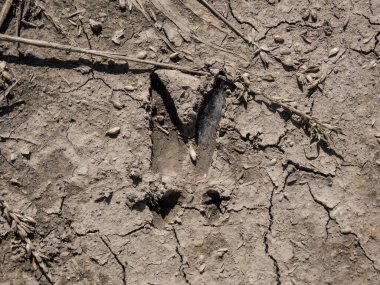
0,0,380,284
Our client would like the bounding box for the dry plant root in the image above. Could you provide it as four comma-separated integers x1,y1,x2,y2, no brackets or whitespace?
244,83,343,147
0,198,54,284
0,34,208,76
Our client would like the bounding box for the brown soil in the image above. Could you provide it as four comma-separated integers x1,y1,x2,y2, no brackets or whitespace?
0,0,379,284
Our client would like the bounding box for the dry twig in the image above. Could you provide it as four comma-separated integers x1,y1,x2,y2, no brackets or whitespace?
0,34,208,76
197,0,260,49
246,85,343,145
0,0,14,30
0,198,54,284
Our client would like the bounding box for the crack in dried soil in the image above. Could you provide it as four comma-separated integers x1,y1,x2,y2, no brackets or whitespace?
264,184,281,285
227,0,258,32
286,159,334,178
100,235,127,285
306,182,334,240
172,226,192,285
340,231,380,273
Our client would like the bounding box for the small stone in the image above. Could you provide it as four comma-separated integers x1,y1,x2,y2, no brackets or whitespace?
106,127,121,137
99,12,107,22
125,85,136,91
269,158,277,166
189,144,197,163
0,61,6,71
169,52,180,61
111,100,124,110
262,74,275,82
130,168,141,180
199,263,206,274
119,0,126,10
193,239,203,247
10,153,17,162
217,248,228,253
370,227,378,239
10,178,21,186
112,29,124,45
310,9,318,21
242,73,250,85
156,115,164,124
328,47,340,57
273,34,285,43
376,160,380,166
1,71,13,83
60,251,70,257
374,132,380,138
21,148,31,159
136,51,147,60
74,66,92,74
184,55,193,61
89,19,102,33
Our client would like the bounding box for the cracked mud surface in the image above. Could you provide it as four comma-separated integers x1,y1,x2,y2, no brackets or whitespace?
0,0,379,284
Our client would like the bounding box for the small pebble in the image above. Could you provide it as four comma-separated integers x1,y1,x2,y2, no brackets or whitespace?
217,248,228,253
369,60,377,68
328,47,340,57
112,100,124,110
112,29,124,45
99,12,107,22
125,85,136,91
10,153,17,162
376,160,380,166
184,55,193,61
273,34,285,43
156,115,164,124
1,71,13,83
199,263,205,274
106,127,121,136
137,51,147,60
370,227,378,239
21,148,31,159
10,178,21,186
310,8,318,21
169,52,180,61
60,251,70,257
269,158,277,166
262,74,275,82
89,19,102,33
119,0,126,10
242,73,250,85
189,144,197,163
